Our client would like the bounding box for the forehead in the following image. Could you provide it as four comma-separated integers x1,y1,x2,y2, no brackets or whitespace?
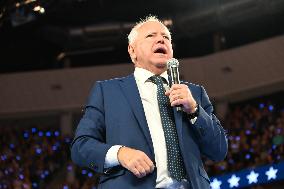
137,21,170,35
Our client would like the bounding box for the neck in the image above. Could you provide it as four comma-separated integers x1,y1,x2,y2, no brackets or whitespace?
135,65,167,76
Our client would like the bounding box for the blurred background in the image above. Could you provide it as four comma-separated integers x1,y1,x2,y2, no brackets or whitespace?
0,0,284,188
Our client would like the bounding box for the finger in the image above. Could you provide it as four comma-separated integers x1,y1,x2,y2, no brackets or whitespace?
168,88,183,97
171,98,184,107
139,160,152,174
135,165,147,178
170,84,186,91
146,159,155,172
131,167,142,178
165,90,170,96
169,93,183,104
138,153,154,173
143,157,155,172
150,164,155,172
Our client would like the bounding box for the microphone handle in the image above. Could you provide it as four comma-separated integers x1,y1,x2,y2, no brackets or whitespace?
168,67,182,112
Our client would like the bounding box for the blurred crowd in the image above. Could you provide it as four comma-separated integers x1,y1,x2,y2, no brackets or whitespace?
1,97,284,189
205,102,284,176
0,126,71,189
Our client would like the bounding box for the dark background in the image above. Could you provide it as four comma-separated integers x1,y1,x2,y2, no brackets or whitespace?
1,0,284,73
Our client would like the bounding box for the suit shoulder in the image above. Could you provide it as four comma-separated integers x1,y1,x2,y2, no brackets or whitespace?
182,81,201,89
96,74,133,85
182,81,207,97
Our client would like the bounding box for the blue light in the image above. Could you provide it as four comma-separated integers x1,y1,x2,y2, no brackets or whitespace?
235,136,240,141
219,165,226,170
245,130,251,135
38,131,43,137
52,145,57,151
231,144,238,149
245,154,251,159
46,131,51,137
32,127,37,133
88,172,93,177
9,143,15,149
41,173,45,179
259,103,265,109
63,186,69,189
1,155,7,161
268,105,274,111
19,174,24,180
23,132,29,139
44,170,49,175
36,148,42,154
32,182,38,188
4,169,9,175
82,169,87,175
65,138,71,143
54,131,60,136
67,165,73,171
16,155,21,161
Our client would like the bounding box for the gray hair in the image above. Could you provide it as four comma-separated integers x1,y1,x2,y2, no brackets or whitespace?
127,15,171,45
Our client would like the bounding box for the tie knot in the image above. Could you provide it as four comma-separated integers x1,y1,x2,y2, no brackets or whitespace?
149,75,165,85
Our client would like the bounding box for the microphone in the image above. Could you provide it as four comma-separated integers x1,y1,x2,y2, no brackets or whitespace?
167,58,182,111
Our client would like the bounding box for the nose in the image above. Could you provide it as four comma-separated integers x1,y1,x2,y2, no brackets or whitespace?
156,35,165,44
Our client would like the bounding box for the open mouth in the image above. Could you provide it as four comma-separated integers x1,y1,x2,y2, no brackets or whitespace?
154,47,167,54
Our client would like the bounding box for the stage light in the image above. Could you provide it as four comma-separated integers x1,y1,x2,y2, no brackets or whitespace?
33,6,45,14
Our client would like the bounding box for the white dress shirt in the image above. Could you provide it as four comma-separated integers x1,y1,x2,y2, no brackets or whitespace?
105,67,194,188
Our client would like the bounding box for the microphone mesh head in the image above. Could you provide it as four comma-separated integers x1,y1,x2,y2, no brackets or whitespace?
167,58,179,68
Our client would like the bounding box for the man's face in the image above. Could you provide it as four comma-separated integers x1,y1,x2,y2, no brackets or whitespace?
128,21,173,75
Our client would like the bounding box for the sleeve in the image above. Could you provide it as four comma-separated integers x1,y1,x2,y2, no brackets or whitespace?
70,82,112,173
104,145,123,168
191,85,228,161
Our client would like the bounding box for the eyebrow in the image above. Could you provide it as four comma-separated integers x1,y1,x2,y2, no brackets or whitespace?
146,31,171,37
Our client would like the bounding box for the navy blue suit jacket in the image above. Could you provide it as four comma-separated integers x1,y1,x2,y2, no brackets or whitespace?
71,74,227,189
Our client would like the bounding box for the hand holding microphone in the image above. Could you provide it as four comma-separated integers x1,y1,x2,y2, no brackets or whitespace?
166,58,198,114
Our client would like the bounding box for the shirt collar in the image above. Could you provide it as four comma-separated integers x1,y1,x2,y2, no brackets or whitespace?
134,67,169,84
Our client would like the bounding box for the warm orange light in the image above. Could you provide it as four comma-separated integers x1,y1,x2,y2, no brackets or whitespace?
33,6,45,14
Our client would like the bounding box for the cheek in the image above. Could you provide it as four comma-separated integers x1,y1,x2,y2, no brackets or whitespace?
167,44,173,56
168,50,173,58
139,45,151,56
135,48,147,62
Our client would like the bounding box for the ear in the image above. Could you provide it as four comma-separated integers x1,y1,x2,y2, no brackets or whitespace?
128,44,136,63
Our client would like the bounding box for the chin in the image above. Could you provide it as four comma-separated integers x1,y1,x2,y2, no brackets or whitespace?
156,62,167,69
153,63,167,75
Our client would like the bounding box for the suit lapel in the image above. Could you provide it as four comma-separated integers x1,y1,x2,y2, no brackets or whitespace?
119,74,154,156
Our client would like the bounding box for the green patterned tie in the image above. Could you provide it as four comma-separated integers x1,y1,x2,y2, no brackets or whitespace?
151,75,186,181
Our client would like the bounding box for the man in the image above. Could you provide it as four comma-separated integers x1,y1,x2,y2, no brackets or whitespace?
71,16,228,189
